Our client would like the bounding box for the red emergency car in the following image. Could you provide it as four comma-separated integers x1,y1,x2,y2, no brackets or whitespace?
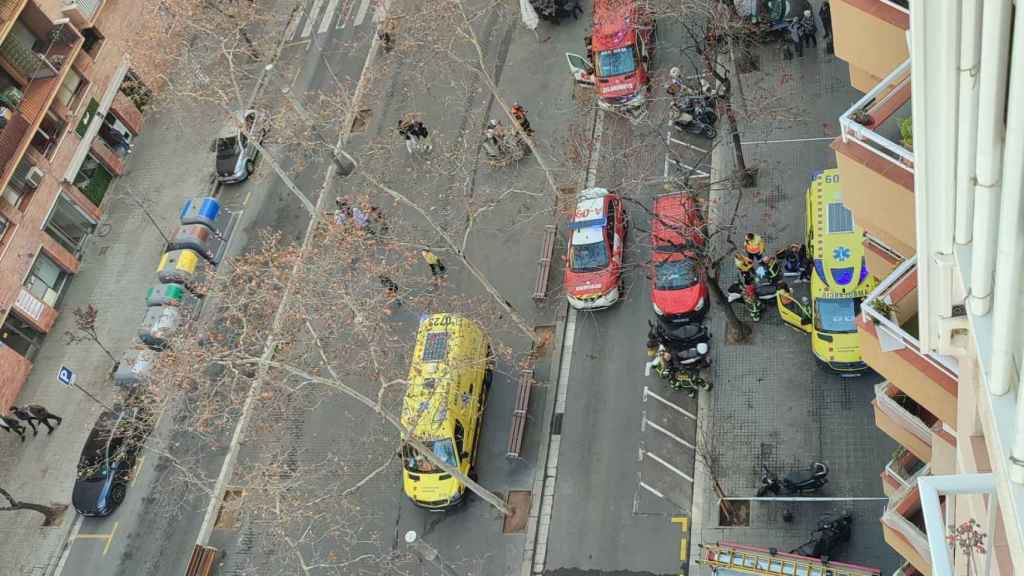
564,188,626,310
650,193,708,323
565,0,656,116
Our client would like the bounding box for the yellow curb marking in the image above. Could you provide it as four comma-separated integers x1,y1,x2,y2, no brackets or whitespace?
671,515,689,563
72,521,119,556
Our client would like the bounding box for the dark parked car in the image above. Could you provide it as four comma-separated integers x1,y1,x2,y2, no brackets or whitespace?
72,406,152,517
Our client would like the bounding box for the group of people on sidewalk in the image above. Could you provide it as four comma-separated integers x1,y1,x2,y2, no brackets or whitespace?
0,404,63,442
785,1,833,59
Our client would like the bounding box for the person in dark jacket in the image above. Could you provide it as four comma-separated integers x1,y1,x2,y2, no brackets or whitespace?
819,1,833,39
0,413,26,441
12,404,62,435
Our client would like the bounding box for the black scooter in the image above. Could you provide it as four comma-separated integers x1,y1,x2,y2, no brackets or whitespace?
647,319,711,351
757,462,829,496
791,510,853,561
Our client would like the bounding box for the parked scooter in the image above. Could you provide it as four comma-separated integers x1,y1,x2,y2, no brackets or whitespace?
671,99,717,139
791,510,853,561
482,119,526,165
647,319,711,351
757,462,830,496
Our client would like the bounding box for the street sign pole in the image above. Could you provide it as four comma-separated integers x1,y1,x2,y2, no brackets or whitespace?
58,366,113,411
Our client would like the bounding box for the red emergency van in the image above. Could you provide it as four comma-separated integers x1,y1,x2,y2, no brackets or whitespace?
565,0,656,117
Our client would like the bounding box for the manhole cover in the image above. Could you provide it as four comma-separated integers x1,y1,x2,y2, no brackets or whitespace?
502,490,531,534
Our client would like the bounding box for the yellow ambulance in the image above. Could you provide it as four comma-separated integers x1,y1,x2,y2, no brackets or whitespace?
400,314,492,509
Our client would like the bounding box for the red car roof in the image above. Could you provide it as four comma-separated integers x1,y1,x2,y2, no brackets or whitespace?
652,194,704,249
592,0,638,50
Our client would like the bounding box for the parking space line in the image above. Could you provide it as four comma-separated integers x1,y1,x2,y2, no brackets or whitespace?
666,157,710,178
639,481,665,499
352,0,371,27
285,8,303,41
318,0,342,33
72,521,119,556
131,455,145,486
667,136,708,152
643,387,696,420
642,416,696,451
671,516,689,562
301,0,325,38
642,449,693,483
740,136,836,145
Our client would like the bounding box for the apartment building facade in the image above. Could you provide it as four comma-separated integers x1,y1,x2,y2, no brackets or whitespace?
0,0,147,407
830,0,1024,574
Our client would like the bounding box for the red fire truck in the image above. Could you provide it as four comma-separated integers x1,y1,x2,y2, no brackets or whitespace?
565,0,656,118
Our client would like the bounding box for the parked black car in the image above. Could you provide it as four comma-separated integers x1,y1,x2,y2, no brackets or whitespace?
72,406,152,517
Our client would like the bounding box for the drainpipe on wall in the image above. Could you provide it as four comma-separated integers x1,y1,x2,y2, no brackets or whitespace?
954,0,981,247
967,0,1012,323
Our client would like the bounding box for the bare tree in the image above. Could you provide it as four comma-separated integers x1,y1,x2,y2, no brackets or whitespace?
64,304,119,363
0,486,66,526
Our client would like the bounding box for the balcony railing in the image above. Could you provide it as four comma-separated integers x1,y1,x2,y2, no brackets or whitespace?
839,58,914,172
0,29,59,80
875,381,937,459
885,454,928,493
862,256,959,381
63,0,100,20
881,481,931,572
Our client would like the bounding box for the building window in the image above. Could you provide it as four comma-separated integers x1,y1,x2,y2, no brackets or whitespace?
1,158,36,209
81,27,104,57
1,312,44,360
56,67,87,111
24,251,68,307
31,110,67,159
45,192,96,255
97,112,133,158
73,153,113,207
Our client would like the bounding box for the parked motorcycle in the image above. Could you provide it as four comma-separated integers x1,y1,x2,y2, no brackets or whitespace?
791,510,853,561
482,120,527,165
671,99,717,139
757,462,830,496
647,319,711,351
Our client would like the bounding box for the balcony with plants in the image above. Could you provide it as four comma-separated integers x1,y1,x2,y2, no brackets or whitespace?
858,257,959,428
833,58,915,262
0,1,81,193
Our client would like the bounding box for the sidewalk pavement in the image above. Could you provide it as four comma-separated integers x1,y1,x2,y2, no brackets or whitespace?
689,34,901,574
0,102,224,575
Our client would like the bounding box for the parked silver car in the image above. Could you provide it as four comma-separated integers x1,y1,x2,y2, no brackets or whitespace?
215,109,266,184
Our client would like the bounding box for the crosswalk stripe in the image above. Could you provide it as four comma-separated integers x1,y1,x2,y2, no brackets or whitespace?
353,0,371,27
318,0,342,34
301,0,326,38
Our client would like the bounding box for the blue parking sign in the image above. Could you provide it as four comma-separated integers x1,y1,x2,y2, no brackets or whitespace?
57,366,75,386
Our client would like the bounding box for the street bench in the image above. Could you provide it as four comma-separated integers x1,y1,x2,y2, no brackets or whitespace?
532,225,558,301
507,368,534,459
185,545,218,576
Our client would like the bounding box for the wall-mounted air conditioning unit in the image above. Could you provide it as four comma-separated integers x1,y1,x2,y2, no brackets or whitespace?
25,166,44,189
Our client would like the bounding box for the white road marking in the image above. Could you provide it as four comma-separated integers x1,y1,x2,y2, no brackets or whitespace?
666,157,710,179
554,309,577,414
667,135,708,152
53,514,83,576
301,0,326,38
318,0,342,33
353,0,371,27
724,496,889,501
642,416,696,451
642,449,694,483
643,386,696,420
639,481,666,499
741,136,837,145
285,9,304,41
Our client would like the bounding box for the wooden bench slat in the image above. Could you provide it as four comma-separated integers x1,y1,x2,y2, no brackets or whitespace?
533,225,558,301
507,369,534,458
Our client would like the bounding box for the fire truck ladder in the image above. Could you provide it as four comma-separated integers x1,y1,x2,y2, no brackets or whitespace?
697,542,881,576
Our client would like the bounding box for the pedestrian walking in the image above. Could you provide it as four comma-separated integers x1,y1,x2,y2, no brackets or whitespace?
0,413,26,442
398,116,416,155
818,1,833,39
379,275,401,306
409,120,431,153
511,103,533,136
786,20,803,58
368,206,389,235
335,197,369,229
800,10,818,49
421,249,446,280
377,16,397,52
12,404,62,435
